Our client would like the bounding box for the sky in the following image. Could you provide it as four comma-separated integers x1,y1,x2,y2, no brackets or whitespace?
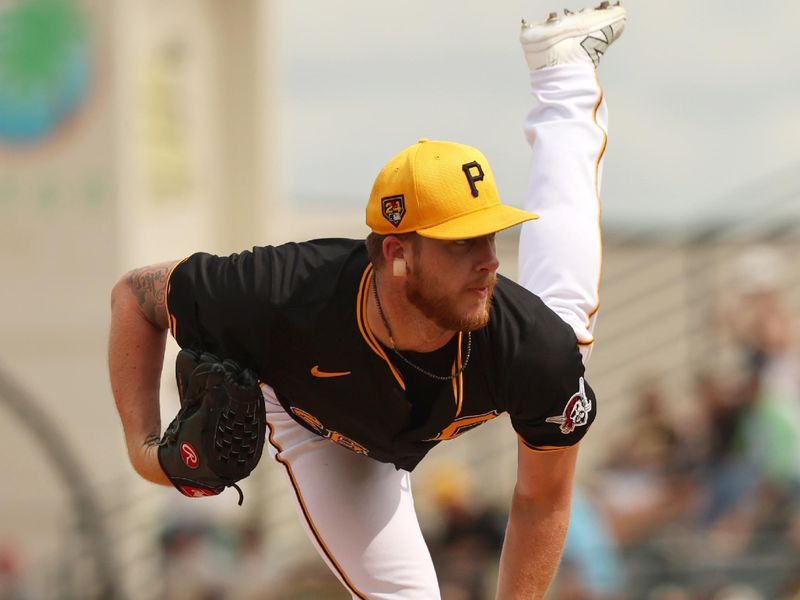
271,0,800,232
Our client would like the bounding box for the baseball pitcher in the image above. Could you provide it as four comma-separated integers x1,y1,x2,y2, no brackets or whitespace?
108,4,626,598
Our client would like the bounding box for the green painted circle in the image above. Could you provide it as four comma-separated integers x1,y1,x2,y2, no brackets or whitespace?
0,0,91,143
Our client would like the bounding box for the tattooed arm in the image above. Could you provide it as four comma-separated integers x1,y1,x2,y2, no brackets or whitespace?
108,261,178,485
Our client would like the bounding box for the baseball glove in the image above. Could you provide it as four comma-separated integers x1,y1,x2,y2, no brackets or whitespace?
157,349,266,505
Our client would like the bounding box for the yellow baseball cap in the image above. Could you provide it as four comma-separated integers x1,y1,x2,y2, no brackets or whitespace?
366,139,538,240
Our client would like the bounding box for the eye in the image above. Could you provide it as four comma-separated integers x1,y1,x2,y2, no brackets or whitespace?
451,234,494,248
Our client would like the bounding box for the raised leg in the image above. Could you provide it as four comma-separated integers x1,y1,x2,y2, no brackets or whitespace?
517,5,626,364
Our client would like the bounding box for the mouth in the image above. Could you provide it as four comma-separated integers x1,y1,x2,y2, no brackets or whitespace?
468,287,489,298
467,276,495,293
467,281,495,301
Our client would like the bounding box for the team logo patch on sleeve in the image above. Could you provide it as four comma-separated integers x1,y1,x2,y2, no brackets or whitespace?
545,377,592,435
381,195,406,228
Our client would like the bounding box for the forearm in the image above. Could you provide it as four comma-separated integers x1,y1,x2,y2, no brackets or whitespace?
108,266,174,484
496,486,572,599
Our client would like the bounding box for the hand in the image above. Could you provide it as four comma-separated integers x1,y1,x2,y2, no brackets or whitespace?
129,435,171,486
156,351,266,505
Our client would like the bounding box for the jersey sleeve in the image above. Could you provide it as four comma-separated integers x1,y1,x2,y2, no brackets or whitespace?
506,309,597,451
165,239,358,369
165,247,276,367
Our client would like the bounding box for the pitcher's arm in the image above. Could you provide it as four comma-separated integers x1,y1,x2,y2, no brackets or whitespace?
108,261,179,485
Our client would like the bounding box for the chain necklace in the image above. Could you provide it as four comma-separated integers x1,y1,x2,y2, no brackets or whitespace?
371,276,471,381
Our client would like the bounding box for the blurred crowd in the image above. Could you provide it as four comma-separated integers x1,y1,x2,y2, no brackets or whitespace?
549,245,800,600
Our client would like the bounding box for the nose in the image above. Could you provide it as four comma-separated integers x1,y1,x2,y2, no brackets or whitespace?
476,235,499,273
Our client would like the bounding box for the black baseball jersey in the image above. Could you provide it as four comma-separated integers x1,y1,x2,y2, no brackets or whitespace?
166,239,596,471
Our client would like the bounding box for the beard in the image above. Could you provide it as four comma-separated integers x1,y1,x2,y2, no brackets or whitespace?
405,269,496,332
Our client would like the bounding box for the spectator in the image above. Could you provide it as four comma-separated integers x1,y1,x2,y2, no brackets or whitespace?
0,544,27,600
595,377,696,548
424,462,505,600
553,486,626,600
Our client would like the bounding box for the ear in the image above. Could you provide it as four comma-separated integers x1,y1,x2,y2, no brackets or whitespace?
382,234,417,276
381,236,406,265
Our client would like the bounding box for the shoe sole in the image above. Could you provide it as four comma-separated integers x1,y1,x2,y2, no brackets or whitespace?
520,6,627,51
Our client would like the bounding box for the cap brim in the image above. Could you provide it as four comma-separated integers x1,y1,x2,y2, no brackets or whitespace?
415,205,539,240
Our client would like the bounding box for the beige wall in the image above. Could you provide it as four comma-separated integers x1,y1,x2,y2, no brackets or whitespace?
0,0,272,578
0,0,118,560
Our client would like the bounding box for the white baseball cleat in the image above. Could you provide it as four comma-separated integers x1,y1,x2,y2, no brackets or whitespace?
521,2,627,70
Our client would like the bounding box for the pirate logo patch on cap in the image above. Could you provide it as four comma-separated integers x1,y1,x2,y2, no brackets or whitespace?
381,195,406,228
545,377,592,435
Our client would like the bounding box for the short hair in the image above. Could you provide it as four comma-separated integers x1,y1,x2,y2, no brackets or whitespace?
365,232,419,270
